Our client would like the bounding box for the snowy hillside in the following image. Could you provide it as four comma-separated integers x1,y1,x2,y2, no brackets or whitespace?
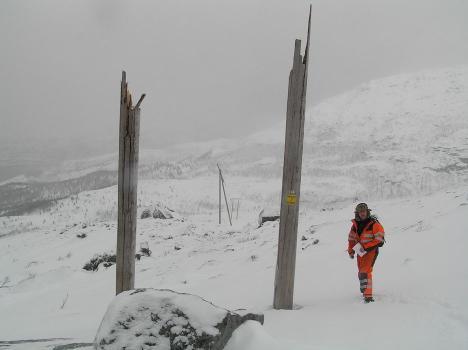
221,65,468,201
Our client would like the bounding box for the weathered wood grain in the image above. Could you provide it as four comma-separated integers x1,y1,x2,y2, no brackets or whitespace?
116,71,144,295
274,6,311,310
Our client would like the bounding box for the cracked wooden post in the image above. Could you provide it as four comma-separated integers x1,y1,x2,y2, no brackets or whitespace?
116,71,145,295
274,6,311,310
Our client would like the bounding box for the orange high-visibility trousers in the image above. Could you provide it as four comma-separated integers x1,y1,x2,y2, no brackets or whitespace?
357,248,379,297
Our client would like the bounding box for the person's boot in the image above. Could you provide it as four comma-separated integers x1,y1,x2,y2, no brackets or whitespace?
364,296,375,303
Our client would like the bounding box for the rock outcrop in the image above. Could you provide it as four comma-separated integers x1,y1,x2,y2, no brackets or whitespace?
94,288,263,350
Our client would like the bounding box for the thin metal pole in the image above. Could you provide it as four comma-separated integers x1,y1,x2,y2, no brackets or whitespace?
231,199,235,220
218,166,222,224
217,164,232,226
221,174,232,226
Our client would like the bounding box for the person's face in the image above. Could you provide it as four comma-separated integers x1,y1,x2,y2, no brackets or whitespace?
358,209,368,220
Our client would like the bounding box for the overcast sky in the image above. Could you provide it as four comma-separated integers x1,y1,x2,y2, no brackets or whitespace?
1,0,467,164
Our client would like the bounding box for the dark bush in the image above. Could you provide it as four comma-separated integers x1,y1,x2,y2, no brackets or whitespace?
140,247,151,257
83,253,116,271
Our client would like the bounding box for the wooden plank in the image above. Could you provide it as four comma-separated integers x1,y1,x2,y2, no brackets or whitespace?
116,71,127,294
274,7,311,310
116,71,144,295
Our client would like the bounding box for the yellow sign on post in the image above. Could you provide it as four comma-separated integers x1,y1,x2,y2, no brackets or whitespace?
287,192,297,205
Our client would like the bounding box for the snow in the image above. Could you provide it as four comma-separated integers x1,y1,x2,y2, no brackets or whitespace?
1,66,468,349
1,187,467,349
224,321,294,350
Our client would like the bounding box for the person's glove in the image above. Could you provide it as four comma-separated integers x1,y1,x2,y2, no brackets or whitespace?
348,251,355,259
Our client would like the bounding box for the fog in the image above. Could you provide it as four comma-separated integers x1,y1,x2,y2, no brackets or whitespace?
0,0,467,180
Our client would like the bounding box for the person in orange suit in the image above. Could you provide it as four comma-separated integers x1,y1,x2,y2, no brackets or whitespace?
347,203,385,303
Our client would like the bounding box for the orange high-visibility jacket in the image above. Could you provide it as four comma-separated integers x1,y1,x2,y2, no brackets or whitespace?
348,218,385,253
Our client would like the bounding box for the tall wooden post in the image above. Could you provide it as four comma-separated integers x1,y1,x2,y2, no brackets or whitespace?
274,6,311,310
116,71,145,295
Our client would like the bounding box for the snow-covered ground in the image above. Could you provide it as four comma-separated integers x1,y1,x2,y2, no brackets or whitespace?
1,66,468,349
0,185,467,349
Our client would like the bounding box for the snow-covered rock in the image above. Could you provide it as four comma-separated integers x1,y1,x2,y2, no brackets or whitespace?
94,288,264,350
258,208,280,227
153,207,174,220
140,208,152,219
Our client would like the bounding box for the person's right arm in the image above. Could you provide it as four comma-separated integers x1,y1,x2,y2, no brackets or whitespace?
348,225,358,258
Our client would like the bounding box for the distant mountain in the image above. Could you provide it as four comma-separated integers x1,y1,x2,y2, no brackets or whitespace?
0,170,116,216
1,65,467,215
